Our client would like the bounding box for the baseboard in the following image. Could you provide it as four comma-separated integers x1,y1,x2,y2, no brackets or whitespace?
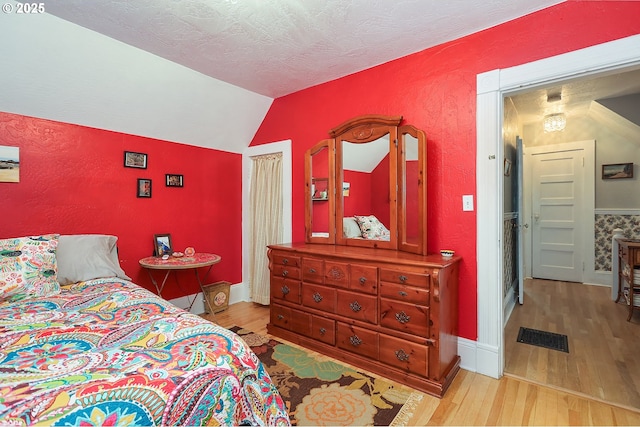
457,337,478,373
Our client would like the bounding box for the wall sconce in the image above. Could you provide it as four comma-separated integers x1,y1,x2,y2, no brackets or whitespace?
543,113,566,132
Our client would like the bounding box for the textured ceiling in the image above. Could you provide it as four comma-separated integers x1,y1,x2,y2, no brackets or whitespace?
41,0,564,98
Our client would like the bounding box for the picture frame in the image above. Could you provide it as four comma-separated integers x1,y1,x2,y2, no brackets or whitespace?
137,178,152,198
124,151,148,169
154,233,173,257
0,145,20,183
602,163,633,179
166,174,184,187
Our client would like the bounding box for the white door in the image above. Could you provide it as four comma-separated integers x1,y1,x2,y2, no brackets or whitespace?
530,148,584,282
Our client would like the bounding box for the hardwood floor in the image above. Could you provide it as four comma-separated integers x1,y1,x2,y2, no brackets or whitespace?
205,299,640,426
504,279,640,411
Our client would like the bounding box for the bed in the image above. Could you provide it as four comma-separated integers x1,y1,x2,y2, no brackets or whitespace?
0,234,290,426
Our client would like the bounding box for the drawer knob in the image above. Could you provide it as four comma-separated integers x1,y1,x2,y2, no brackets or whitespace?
349,335,362,346
313,292,323,303
359,276,366,284
395,311,411,324
319,327,326,335
350,301,362,312
281,285,290,295
277,314,284,320
395,349,410,362
398,291,408,297
398,275,408,283
309,268,317,274
282,258,289,265
282,270,289,277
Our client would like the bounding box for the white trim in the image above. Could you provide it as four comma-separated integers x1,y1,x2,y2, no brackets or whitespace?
458,337,478,373
596,209,640,215
241,140,293,302
476,34,640,379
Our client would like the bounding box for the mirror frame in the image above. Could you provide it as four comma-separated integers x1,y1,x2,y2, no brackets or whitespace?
305,139,335,244
304,114,427,255
333,115,400,250
398,124,427,255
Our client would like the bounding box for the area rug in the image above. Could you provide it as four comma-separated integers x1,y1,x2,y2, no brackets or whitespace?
230,326,423,426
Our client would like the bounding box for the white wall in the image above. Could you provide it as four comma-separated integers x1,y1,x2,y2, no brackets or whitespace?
0,2,273,153
523,114,640,209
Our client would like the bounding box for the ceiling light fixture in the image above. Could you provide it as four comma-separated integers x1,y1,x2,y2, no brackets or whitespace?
543,113,566,132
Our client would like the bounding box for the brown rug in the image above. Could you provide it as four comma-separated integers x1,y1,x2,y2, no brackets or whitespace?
230,326,422,426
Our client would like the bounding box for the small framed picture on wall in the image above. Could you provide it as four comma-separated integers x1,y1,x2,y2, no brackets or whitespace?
137,178,152,198
124,151,148,169
602,163,633,179
166,174,184,187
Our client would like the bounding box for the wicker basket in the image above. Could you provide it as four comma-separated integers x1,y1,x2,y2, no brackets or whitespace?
203,281,230,314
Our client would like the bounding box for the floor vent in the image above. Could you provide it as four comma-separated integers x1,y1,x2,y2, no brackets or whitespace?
517,327,569,353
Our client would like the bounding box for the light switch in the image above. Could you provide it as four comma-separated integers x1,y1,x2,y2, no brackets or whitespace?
462,195,474,211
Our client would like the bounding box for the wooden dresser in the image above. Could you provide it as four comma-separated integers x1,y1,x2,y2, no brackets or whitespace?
267,242,460,397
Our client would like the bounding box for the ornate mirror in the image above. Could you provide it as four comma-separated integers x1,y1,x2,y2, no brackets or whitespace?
304,114,427,254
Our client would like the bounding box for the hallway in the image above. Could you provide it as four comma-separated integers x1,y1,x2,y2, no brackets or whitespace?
504,279,640,411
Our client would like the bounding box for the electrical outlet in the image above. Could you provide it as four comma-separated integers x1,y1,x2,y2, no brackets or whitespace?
463,195,474,211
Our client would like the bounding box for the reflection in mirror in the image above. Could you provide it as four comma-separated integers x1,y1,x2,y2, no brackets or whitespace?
306,139,334,243
340,135,391,242
399,125,426,254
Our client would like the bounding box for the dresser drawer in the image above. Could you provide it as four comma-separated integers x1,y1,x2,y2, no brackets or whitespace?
290,308,311,336
379,334,428,377
324,261,350,288
302,257,324,284
272,264,301,280
302,283,336,312
271,277,301,303
270,305,292,330
337,322,378,360
336,289,377,324
380,282,429,305
349,264,378,294
310,315,335,345
271,253,301,268
379,298,429,337
380,269,429,287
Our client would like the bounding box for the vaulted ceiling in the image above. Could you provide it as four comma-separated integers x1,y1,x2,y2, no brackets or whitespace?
38,0,564,98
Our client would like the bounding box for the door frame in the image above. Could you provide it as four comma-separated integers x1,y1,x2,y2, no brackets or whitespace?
241,140,293,303
475,34,640,379
524,141,595,283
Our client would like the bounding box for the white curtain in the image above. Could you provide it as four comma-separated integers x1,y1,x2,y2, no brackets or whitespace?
249,153,283,305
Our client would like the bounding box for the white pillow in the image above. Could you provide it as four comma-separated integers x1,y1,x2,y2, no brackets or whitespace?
56,234,130,285
343,217,363,238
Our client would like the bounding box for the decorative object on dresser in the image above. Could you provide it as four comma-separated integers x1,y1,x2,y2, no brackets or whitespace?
268,114,461,398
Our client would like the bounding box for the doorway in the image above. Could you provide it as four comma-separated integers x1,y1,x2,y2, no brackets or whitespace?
475,34,640,380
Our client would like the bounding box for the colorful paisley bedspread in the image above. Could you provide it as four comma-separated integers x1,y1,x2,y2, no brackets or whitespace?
0,278,290,426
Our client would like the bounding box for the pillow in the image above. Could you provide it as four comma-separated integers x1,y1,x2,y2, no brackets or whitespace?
353,215,391,240
0,234,60,302
56,234,131,285
343,217,363,238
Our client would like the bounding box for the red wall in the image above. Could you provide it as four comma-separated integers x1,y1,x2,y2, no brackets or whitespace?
0,112,242,300
249,1,640,340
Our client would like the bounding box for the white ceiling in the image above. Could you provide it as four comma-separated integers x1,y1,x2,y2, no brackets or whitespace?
40,0,565,98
